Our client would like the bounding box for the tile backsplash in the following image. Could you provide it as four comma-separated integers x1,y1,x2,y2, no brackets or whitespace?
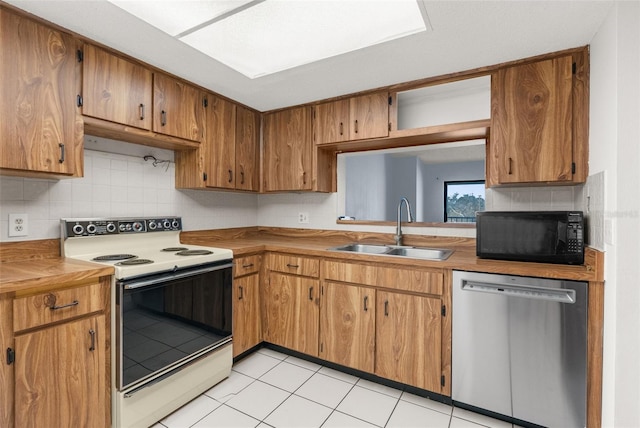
0,148,258,241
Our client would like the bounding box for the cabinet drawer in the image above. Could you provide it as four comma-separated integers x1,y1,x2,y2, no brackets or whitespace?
234,254,262,277
13,281,106,332
323,260,443,295
268,253,319,278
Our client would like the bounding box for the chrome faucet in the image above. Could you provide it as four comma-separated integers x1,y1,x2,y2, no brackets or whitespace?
395,197,414,246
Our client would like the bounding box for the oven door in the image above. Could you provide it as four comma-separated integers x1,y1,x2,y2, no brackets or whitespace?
116,260,233,391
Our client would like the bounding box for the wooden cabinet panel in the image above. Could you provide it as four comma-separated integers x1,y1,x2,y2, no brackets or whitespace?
349,93,389,141
234,254,262,277
235,105,260,192
13,281,106,332
0,296,13,428
491,55,574,184
323,260,443,295
82,44,153,130
269,253,320,278
0,8,80,176
314,99,350,144
153,72,204,142
233,273,261,357
205,95,236,189
375,291,442,392
263,106,313,191
319,282,375,372
263,272,319,356
14,314,106,427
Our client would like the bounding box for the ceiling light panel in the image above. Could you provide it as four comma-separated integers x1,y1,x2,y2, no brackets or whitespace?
109,0,255,36
180,0,428,78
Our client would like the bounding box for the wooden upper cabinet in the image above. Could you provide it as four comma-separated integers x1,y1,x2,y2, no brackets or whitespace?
205,95,236,189
0,8,80,176
314,93,389,144
235,106,261,191
490,55,575,185
263,106,313,191
82,44,153,130
153,72,204,142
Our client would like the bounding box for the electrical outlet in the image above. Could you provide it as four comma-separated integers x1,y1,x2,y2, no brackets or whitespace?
9,213,28,237
298,212,309,224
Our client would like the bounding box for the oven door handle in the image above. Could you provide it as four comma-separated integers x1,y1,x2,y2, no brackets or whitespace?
121,262,233,290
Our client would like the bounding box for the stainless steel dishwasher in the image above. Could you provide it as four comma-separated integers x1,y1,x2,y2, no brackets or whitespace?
452,270,588,428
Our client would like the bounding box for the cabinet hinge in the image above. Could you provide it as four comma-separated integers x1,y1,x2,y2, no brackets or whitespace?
320,343,323,353
203,172,208,181
76,49,83,62
388,122,391,132
203,98,208,108
441,305,446,317
77,95,83,107
572,62,577,74
6,348,15,365
441,375,445,387
571,162,576,174
388,96,392,105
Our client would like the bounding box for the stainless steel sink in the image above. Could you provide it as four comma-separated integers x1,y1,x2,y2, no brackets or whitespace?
328,243,453,261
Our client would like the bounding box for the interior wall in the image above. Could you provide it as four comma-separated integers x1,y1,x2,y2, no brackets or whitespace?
344,153,387,221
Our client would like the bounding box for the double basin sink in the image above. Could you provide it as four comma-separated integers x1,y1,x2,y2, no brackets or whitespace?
328,243,454,261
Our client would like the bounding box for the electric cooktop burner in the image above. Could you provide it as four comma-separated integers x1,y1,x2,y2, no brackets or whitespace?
116,258,154,266
92,254,137,261
162,247,189,252
176,249,213,256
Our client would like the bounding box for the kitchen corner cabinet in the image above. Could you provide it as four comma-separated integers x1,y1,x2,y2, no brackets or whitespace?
233,255,262,357
263,253,320,356
153,72,204,142
0,8,82,178
319,282,375,372
5,278,111,428
81,44,153,130
313,92,389,145
489,54,586,185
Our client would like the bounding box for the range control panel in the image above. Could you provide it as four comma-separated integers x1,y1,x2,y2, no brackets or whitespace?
62,217,182,237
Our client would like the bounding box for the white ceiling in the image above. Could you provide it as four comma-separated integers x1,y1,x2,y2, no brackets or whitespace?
6,0,613,112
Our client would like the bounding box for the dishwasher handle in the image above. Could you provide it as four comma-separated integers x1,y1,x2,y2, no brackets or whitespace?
461,280,576,304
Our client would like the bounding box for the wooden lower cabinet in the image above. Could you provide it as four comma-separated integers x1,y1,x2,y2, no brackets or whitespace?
233,273,262,357
375,290,443,393
319,282,375,372
14,315,106,427
263,272,319,356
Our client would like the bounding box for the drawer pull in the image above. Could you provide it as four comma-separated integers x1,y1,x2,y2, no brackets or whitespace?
238,286,244,300
286,263,300,269
242,263,254,268
89,329,96,351
45,293,79,311
363,296,369,312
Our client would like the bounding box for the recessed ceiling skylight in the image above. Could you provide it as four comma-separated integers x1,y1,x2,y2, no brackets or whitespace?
109,0,430,79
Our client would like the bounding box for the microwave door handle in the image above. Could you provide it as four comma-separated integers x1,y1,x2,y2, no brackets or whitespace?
461,280,576,304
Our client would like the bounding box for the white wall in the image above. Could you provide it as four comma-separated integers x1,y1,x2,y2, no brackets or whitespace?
589,1,640,426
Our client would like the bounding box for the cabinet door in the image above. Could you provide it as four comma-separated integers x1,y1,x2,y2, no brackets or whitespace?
263,272,319,356
14,315,106,427
153,72,204,142
263,106,313,191
313,99,350,145
82,44,153,130
235,105,260,191
205,95,236,189
375,291,442,392
349,93,389,141
0,9,78,175
319,282,375,372
491,56,573,184
233,273,262,357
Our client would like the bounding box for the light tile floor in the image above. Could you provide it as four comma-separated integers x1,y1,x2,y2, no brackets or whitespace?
152,348,515,428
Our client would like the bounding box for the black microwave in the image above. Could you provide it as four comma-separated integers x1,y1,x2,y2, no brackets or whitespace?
476,211,585,265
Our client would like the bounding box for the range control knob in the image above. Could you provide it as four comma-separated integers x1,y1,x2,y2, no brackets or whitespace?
86,223,97,234
72,224,84,235
119,223,127,232
106,223,117,233
172,219,180,229
149,221,157,230
132,222,144,232
163,220,171,229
